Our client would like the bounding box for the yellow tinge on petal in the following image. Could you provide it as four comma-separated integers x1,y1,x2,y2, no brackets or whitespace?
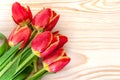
32,48,41,57
9,41,14,47
43,62,50,72
19,19,30,27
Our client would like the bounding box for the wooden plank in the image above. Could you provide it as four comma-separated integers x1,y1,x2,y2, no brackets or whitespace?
0,0,120,80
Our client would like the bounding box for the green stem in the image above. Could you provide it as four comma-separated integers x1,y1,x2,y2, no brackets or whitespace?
0,32,9,56
15,53,36,75
29,29,37,42
13,65,33,80
0,52,15,71
27,68,47,80
0,43,20,68
11,52,36,80
33,57,38,72
10,29,37,79
0,54,20,77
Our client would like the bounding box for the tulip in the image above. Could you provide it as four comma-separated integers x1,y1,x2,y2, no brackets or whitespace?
8,25,32,49
31,31,67,58
43,48,70,72
26,49,70,80
12,2,32,26
32,8,60,31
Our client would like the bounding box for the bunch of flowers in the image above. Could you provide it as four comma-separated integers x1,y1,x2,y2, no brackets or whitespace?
0,2,70,80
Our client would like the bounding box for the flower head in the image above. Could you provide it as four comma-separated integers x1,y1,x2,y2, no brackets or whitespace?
32,8,60,31
8,25,32,49
43,48,70,72
31,31,67,58
12,2,32,26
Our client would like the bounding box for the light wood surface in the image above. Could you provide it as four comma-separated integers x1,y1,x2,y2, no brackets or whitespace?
0,0,120,80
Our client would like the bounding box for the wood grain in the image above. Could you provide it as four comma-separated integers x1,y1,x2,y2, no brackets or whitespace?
0,0,120,80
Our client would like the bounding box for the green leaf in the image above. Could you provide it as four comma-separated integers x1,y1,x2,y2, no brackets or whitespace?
0,52,16,70
13,65,33,80
0,43,20,66
20,47,32,64
0,54,20,80
0,32,9,56
26,68,48,80
13,52,36,79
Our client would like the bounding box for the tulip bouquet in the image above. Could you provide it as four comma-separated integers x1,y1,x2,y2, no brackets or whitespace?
0,2,70,80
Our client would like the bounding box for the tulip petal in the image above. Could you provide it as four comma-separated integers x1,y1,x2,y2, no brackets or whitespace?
53,31,59,35
14,27,31,48
46,15,60,31
8,27,17,41
12,2,32,25
31,31,53,56
32,8,51,30
57,35,68,49
41,36,59,58
49,57,70,72
27,6,32,22
43,48,65,65
52,11,57,17
8,26,32,49
12,2,23,23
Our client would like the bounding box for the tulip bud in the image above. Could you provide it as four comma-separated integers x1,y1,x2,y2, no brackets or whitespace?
8,25,32,49
53,31,68,49
31,31,68,58
12,2,32,26
45,10,60,31
32,8,60,31
43,48,70,72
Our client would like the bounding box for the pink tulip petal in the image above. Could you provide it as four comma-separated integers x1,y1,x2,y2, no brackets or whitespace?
8,27,17,41
46,15,60,31
8,26,32,49
43,48,65,65
57,35,68,49
32,8,51,30
27,6,32,22
49,57,70,72
12,2,32,25
41,36,59,58
53,31,59,35
31,31,53,54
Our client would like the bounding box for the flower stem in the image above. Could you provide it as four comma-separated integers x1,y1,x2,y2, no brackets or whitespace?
17,53,35,72
13,53,36,78
27,68,48,80
0,54,20,77
33,57,37,72
0,32,9,56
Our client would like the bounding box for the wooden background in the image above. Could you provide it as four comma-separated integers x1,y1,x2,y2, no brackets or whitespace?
0,0,120,80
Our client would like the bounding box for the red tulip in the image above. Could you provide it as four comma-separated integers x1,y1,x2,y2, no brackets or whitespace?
31,31,67,58
43,48,70,72
32,8,60,31
8,25,32,49
12,2,32,26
